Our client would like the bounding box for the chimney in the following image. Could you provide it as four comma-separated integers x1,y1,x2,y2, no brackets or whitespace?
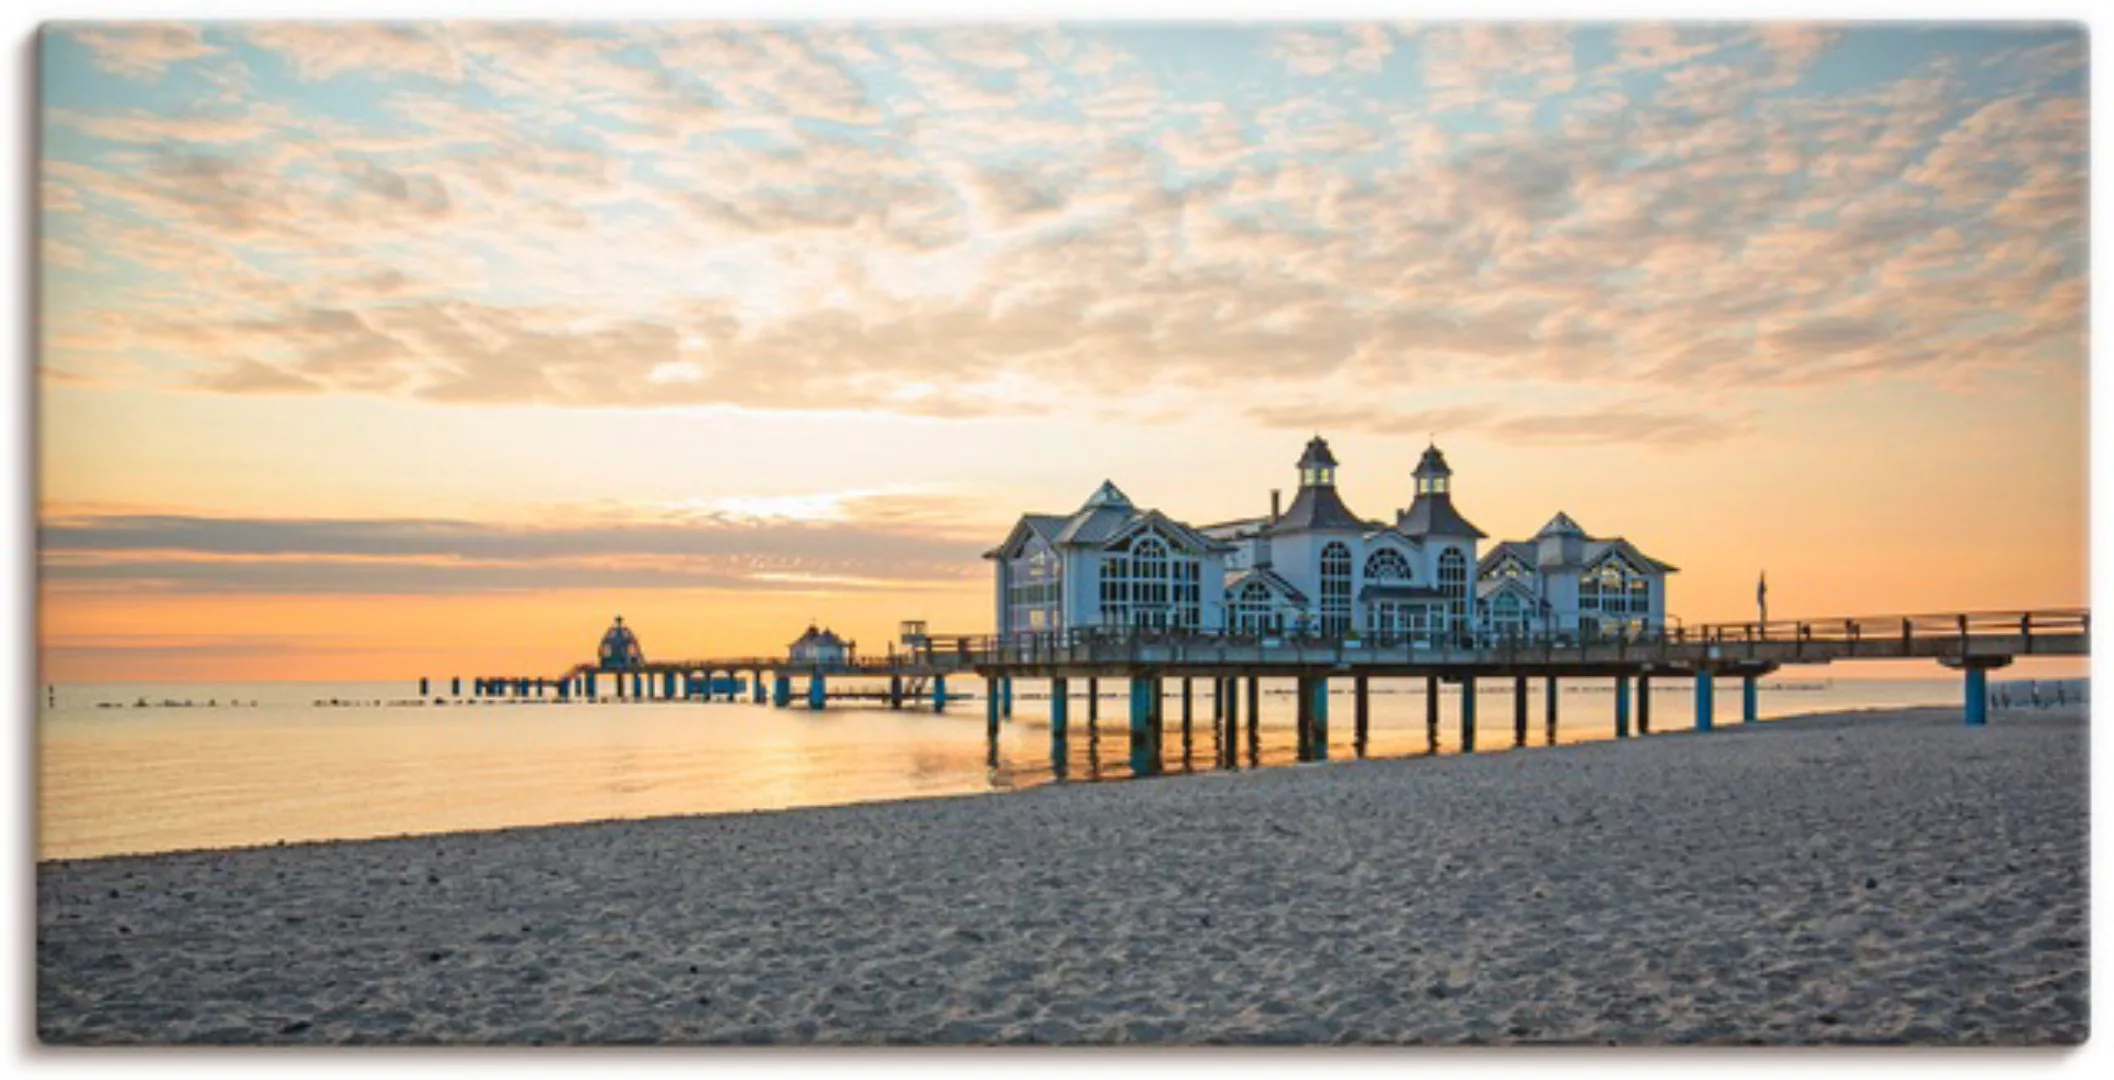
1270,489,1282,520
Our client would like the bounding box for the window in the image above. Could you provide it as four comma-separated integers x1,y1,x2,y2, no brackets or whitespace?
1364,548,1412,582
1232,580,1278,634
1097,532,1203,630
1438,548,1469,630
1491,593,1528,639
1320,542,1353,637
1006,542,1063,635
1579,554,1650,636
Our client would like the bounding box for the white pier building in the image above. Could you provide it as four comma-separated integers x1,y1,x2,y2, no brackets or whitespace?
988,437,1675,643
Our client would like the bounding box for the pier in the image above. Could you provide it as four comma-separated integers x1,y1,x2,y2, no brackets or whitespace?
435,608,2086,773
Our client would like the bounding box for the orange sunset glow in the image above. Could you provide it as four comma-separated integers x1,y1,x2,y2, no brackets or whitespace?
38,22,2086,683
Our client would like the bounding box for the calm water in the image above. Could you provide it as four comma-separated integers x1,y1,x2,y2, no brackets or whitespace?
39,674,1981,860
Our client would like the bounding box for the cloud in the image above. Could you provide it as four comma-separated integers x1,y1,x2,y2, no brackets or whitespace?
60,24,220,79
40,510,989,596
1248,399,1752,449
38,23,2086,420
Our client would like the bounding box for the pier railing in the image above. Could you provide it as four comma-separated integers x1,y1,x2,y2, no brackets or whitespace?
911,607,2088,674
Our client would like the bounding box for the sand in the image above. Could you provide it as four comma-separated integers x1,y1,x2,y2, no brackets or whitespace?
37,704,2088,1045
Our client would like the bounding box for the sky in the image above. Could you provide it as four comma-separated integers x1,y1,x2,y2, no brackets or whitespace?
37,20,2088,682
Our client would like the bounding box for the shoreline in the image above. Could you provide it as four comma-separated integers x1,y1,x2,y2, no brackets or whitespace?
37,701,2029,867
38,703,2087,1044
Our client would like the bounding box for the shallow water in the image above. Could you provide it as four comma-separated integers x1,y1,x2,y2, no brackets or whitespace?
38,674,1992,860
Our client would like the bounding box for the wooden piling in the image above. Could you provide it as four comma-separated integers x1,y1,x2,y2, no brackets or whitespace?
1354,675,1370,758
1425,675,1440,754
1637,675,1652,734
1514,675,1528,747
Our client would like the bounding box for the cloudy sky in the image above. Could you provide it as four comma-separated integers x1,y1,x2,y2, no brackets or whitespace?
39,21,2086,681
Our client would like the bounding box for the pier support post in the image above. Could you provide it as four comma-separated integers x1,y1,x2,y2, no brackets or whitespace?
1224,677,1241,767
809,674,826,711
1637,675,1652,734
1129,676,1159,777
1694,671,1714,733
1001,677,1013,719
1354,675,1370,758
584,672,597,700
1514,675,1529,747
419,677,430,696
451,676,462,697
1614,675,1630,738
1295,677,1312,760
664,671,677,700
1181,677,1193,738
1246,676,1260,760
1743,673,1759,724
1088,678,1100,723
1944,656,2012,727
754,671,766,704
1546,676,1558,744
772,674,790,708
986,677,1002,737
632,672,644,700
1426,675,1441,754
1309,676,1330,762
889,675,904,710
1051,677,1069,740
556,679,569,701
932,674,947,712
1459,677,1477,753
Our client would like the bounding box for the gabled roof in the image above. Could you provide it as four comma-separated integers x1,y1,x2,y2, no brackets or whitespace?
1397,493,1487,539
1536,511,1586,538
1226,566,1308,605
1265,484,1370,535
983,513,1070,559
1478,540,1536,573
1478,576,1541,603
1582,538,1680,575
1104,509,1235,555
1082,480,1132,509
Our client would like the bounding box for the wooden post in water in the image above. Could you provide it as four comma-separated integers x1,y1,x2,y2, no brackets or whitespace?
1354,675,1370,758
808,673,826,712
1088,678,1099,723
1001,677,1014,719
1694,671,1714,732
1181,677,1193,740
932,674,947,713
1426,675,1441,754
1295,676,1313,761
1051,677,1069,740
1223,677,1240,768
1613,675,1630,738
1234,680,1251,765
1514,675,1528,747
1546,676,1558,745
986,676,1002,738
1459,676,1477,753
1309,675,1330,762
1129,676,1159,777
1743,672,1759,724
1637,675,1652,734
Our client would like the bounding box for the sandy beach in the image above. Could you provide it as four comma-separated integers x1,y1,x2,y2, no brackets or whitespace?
37,704,2087,1045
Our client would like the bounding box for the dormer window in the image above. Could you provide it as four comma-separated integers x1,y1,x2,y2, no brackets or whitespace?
1302,463,1335,487
1417,473,1449,496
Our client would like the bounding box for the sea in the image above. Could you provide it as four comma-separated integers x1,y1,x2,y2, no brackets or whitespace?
36,673,2076,861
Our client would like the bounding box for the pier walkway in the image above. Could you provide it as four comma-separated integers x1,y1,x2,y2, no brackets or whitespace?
433,608,2086,774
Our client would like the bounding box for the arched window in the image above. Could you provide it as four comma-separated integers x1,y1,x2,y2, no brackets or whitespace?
1364,549,1412,582
1320,542,1353,638
1233,580,1277,635
1438,548,1469,631
1098,532,1201,630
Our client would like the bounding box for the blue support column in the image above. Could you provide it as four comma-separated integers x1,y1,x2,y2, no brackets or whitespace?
754,672,766,704
1129,676,1158,776
889,675,903,709
772,673,791,708
1614,675,1630,738
1695,672,1715,732
556,679,569,700
663,671,677,699
986,677,1002,736
1050,677,1069,739
1001,677,1014,719
1460,677,1476,753
631,672,643,699
1965,665,1989,727
1309,675,1330,761
451,676,462,696
584,672,597,699
808,674,826,711
932,675,947,712
1743,674,1759,724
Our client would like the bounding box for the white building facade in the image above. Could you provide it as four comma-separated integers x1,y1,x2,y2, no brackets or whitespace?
988,437,1675,642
